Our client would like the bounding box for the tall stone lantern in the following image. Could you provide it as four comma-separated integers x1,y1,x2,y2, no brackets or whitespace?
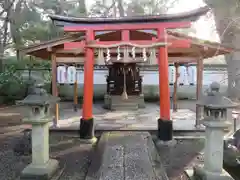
192,82,239,180
17,84,60,180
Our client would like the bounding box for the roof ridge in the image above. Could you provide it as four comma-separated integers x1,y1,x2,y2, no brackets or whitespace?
49,6,210,25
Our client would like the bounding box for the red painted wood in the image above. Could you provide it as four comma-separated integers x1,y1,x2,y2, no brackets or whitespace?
158,29,171,120
82,30,94,120
122,30,130,41
64,39,190,50
64,22,191,32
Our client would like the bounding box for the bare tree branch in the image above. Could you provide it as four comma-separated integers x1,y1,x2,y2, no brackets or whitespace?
103,0,117,17
0,0,16,17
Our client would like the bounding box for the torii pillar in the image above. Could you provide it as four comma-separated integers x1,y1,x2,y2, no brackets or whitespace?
157,29,172,142
79,29,96,143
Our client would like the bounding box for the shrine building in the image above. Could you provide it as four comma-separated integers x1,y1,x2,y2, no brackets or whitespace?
20,6,236,142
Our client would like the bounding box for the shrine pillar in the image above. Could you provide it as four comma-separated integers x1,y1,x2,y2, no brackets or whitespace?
173,62,179,112
196,59,203,127
157,29,172,142
79,29,96,142
51,53,59,126
73,79,78,112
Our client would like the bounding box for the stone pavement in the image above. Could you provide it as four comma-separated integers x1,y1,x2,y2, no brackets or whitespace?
1,101,239,132
51,103,204,131
86,131,168,180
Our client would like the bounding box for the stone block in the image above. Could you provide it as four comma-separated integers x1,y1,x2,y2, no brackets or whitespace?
155,139,177,147
20,159,59,180
138,94,146,108
193,165,234,180
109,95,145,111
103,94,111,109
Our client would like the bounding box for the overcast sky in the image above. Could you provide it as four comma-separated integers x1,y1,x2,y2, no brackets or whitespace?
168,0,218,41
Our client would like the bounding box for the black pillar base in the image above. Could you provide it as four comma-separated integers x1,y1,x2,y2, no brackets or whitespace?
157,118,173,141
79,118,94,139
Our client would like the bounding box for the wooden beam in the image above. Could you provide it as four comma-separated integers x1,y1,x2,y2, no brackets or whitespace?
56,47,194,54
55,49,84,54
64,39,190,50
55,56,198,64
64,22,191,32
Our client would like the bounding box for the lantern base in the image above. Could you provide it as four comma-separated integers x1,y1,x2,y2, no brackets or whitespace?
79,118,95,142
157,118,173,141
185,165,234,180
20,159,59,180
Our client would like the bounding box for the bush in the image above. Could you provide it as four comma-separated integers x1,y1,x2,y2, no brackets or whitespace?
0,65,29,104
0,56,51,105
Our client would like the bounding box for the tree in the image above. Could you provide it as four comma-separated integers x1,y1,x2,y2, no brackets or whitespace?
2,0,88,55
89,0,179,17
203,0,240,99
68,0,87,16
125,0,178,16
89,0,118,17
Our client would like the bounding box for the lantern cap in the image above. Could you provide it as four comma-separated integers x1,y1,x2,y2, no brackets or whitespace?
197,82,239,109
17,83,60,106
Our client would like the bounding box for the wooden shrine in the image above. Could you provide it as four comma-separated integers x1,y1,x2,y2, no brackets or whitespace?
107,63,142,96
19,5,238,142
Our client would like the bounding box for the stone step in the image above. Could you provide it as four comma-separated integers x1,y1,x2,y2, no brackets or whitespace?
111,105,138,111
111,101,138,105
86,132,169,180
111,96,140,105
111,102,138,110
111,102,138,107
111,95,140,101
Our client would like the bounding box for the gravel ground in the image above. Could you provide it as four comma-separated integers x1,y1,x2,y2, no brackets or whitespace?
154,138,205,180
0,131,93,180
1,131,240,180
0,130,204,180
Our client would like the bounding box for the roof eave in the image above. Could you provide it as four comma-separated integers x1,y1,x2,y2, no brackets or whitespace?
49,6,210,26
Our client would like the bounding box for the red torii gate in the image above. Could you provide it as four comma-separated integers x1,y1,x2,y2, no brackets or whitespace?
49,6,209,142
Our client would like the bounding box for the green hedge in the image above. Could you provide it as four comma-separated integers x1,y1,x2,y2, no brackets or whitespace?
0,56,51,105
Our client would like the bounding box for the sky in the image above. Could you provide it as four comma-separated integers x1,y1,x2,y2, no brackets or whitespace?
168,0,219,41
85,0,219,41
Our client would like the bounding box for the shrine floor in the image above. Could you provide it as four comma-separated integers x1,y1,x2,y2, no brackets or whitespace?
51,101,205,131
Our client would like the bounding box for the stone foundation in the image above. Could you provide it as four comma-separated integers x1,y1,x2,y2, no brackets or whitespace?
103,94,145,110
20,159,59,180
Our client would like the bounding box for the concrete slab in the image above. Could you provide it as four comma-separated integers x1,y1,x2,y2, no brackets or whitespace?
50,103,204,131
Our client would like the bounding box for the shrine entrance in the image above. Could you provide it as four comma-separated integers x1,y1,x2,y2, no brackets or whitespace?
107,63,141,96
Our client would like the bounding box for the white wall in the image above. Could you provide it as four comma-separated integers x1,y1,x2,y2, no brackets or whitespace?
57,69,228,99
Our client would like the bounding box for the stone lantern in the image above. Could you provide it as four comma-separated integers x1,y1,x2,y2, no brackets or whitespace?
18,84,60,180
190,82,239,180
